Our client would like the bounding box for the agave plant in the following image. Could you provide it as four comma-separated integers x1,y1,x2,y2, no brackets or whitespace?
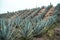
55,3,60,11
17,20,34,40
46,4,53,12
0,18,15,40
31,11,46,23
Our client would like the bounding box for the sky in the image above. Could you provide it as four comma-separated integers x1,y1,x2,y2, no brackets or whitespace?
0,0,60,14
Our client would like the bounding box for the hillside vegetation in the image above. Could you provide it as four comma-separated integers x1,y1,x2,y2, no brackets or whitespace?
0,3,60,40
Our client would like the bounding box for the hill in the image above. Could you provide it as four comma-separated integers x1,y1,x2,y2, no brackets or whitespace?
0,3,60,40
